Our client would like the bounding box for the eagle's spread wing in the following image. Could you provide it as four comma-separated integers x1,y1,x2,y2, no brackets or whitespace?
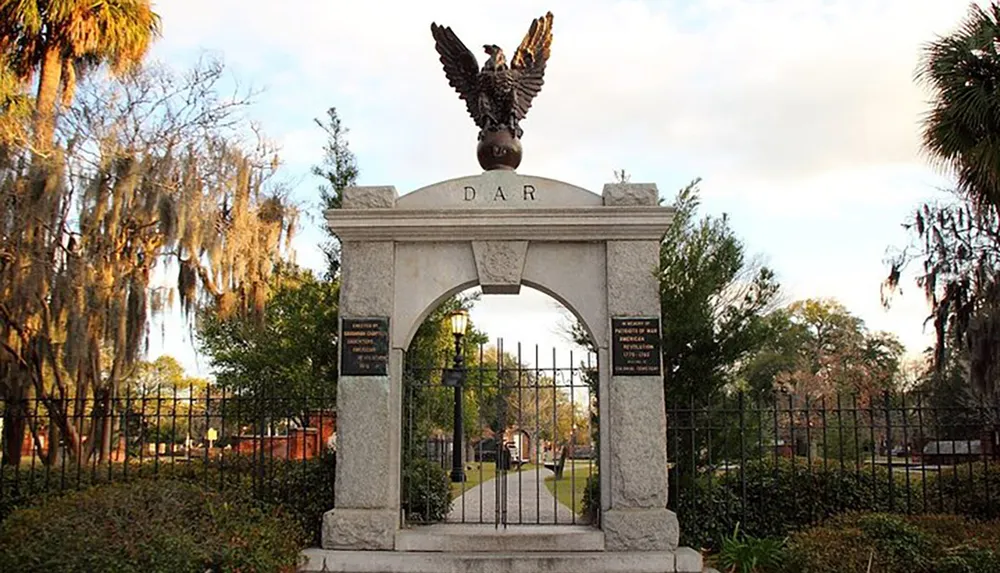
510,12,553,122
430,23,483,127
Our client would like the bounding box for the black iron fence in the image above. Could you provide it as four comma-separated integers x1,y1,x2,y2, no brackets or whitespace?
402,341,598,527
666,389,1000,534
7,362,998,546
0,381,337,529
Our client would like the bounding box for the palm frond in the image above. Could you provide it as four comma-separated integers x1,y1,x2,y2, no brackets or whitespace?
918,2,1000,212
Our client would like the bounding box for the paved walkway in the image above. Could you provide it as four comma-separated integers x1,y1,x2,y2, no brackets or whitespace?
447,466,581,525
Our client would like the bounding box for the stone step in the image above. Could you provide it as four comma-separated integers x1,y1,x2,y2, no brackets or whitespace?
299,547,703,573
394,524,605,552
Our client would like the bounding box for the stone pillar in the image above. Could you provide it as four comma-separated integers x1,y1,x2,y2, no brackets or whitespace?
322,187,400,550
600,183,679,552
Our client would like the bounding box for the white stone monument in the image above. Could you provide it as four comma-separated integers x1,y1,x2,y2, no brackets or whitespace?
300,171,703,572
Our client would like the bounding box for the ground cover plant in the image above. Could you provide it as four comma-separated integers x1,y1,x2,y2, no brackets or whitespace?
0,479,306,573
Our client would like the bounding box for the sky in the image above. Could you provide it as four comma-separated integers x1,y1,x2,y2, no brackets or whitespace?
142,0,981,376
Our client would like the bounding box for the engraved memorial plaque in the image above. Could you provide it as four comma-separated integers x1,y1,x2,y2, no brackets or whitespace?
341,318,390,376
611,317,662,376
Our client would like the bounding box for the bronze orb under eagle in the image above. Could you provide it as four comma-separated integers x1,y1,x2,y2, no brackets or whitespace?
430,12,553,170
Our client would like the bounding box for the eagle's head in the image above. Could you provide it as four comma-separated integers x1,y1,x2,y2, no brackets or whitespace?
483,44,507,70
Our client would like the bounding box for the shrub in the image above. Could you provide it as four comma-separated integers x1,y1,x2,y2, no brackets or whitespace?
676,457,919,550
246,452,337,546
0,462,161,522
1,452,338,545
0,479,307,573
855,513,935,569
188,452,338,546
934,547,1000,573
1,464,100,522
732,458,921,534
784,512,1000,573
0,459,235,523
924,463,1000,521
676,478,742,550
402,457,451,522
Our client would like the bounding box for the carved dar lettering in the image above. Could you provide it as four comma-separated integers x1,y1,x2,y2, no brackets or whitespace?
462,185,537,202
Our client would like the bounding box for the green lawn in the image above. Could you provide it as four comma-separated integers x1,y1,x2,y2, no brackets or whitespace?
543,461,593,515
449,462,496,499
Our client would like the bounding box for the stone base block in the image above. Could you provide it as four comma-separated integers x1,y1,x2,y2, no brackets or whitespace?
322,508,397,550
602,508,679,552
394,524,604,552
299,547,703,572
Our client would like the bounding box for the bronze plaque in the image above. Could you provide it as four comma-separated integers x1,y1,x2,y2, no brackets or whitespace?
341,318,389,376
611,317,662,376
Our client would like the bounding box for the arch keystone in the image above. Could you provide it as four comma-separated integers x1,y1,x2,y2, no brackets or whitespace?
472,241,528,294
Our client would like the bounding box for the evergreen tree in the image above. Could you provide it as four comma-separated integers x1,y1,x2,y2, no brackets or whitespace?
311,107,358,278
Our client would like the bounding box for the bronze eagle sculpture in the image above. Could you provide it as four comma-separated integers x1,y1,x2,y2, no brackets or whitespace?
430,12,554,146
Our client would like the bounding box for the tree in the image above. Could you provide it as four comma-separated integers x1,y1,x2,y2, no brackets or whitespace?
916,2,1000,214
312,107,358,278
401,293,488,453
128,355,189,396
735,309,809,401
122,355,209,449
887,2,1000,407
775,299,903,401
0,59,296,466
913,345,985,439
500,363,586,450
0,56,31,147
568,178,783,479
313,107,482,440
886,192,1000,406
765,299,904,457
0,0,161,151
197,264,339,428
568,321,600,450
659,179,783,407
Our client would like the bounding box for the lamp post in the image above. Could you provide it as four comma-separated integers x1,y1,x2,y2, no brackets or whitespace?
446,309,469,483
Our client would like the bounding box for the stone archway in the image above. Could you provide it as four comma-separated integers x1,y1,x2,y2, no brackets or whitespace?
319,170,692,562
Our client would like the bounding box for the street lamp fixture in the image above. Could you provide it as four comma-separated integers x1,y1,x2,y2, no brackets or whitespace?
449,308,469,337
445,309,469,483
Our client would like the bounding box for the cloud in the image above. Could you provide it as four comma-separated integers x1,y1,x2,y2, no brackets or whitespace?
140,0,983,366
150,0,972,189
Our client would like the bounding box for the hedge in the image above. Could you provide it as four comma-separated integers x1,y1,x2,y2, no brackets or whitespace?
401,457,451,522
784,512,1000,573
0,479,307,573
1,452,338,545
676,457,924,551
923,463,1000,520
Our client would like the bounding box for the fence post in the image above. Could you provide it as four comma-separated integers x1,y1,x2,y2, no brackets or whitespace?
738,390,746,527
981,392,992,518
883,390,894,513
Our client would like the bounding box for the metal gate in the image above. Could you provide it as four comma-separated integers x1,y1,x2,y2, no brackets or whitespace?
401,340,598,527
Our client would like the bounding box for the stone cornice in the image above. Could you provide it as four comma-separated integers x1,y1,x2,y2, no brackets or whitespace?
325,206,675,242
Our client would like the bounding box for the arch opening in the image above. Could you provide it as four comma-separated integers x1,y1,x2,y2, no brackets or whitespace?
400,283,599,528
400,282,599,354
